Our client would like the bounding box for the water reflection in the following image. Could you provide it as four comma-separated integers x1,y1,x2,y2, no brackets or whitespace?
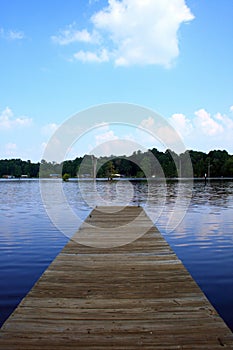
192,181,233,209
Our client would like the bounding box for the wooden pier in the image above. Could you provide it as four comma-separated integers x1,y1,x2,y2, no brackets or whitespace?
0,206,232,349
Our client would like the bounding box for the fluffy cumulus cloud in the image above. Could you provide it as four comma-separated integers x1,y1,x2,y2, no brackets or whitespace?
52,0,194,66
0,107,32,129
137,109,233,154
170,113,193,137
169,107,233,152
194,109,224,136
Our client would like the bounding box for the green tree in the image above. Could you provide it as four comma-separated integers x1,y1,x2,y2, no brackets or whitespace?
62,173,70,182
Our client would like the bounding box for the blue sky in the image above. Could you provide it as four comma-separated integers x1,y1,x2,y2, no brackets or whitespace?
0,0,233,161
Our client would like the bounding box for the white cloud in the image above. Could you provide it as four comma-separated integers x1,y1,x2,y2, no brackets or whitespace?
52,0,194,67
170,109,233,141
170,113,193,136
95,130,118,145
215,112,224,121
230,106,233,113
0,107,32,129
139,108,233,154
51,24,100,45
0,28,25,40
92,0,194,66
167,107,233,153
74,48,109,63
215,112,233,129
194,109,224,136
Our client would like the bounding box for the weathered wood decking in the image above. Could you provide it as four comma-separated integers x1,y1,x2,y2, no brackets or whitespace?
0,206,232,349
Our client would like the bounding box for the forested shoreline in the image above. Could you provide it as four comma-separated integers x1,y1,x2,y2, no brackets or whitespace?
1,149,233,179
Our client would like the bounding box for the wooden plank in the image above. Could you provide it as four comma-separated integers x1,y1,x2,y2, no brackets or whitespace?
0,206,232,349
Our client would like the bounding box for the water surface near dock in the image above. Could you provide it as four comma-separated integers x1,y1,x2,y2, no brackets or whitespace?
0,179,233,331
0,206,232,349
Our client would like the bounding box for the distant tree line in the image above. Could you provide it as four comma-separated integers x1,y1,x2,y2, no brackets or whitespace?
0,159,39,178
1,149,233,179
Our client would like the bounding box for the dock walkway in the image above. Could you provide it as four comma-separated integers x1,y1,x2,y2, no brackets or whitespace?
0,206,232,349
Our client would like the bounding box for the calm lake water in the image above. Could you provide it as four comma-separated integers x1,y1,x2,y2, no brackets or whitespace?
0,178,233,332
